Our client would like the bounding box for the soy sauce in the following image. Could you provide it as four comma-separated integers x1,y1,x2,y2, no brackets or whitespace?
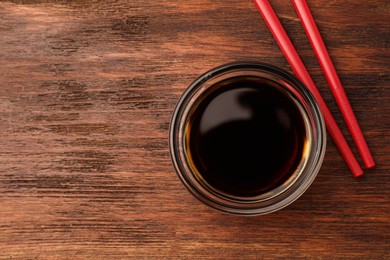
186,76,307,197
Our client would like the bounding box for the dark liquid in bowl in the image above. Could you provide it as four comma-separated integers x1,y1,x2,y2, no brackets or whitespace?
186,76,307,197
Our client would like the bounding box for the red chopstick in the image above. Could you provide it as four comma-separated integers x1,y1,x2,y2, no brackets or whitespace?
292,0,375,169
253,0,363,177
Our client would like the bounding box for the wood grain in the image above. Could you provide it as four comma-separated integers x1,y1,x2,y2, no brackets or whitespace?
0,0,389,258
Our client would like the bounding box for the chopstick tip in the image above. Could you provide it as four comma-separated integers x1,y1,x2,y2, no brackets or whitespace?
364,160,376,169
353,170,364,178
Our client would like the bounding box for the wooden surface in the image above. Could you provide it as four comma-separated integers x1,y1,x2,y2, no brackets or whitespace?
0,0,389,258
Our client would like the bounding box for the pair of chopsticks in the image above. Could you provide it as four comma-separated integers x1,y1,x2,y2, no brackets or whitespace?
253,0,375,177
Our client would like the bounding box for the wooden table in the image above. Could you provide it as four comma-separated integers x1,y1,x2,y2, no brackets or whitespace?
1,0,389,258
